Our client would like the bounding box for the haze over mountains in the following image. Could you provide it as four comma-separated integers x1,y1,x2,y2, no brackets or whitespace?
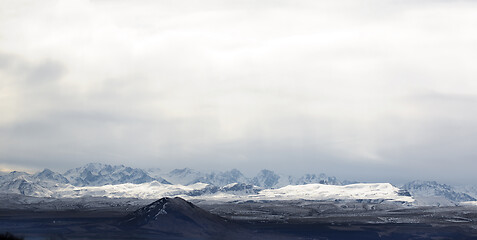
0,163,476,206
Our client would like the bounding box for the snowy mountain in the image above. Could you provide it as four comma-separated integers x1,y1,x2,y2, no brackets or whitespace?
48,181,415,203
63,163,170,186
2,163,476,207
53,181,259,199
402,180,476,206
289,173,342,186
165,168,248,187
203,169,249,187
33,169,69,184
165,168,207,185
0,175,53,197
145,167,164,179
0,171,30,182
220,183,262,195
0,169,413,203
257,183,414,202
54,181,211,199
0,170,63,197
251,169,281,188
158,167,348,189
455,185,477,199
250,170,346,188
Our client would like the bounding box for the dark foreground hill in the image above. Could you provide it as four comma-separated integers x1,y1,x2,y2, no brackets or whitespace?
119,197,243,239
2,196,477,239
0,232,23,240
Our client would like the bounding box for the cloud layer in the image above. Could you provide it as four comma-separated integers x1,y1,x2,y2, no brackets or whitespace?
1,0,477,184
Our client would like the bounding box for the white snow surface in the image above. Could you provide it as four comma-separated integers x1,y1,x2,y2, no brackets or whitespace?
256,183,413,202
187,183,414,202
49,182,413,203
460,201,477,206
55,181,210,199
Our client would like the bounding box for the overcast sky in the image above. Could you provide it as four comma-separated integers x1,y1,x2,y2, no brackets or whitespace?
1,0,477,184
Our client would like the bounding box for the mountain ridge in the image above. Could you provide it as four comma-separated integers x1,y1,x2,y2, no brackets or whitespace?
1,163,476,206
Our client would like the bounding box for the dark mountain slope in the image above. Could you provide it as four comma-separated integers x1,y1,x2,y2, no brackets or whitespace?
119,197,245,239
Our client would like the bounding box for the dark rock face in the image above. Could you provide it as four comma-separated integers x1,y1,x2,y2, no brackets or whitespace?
119,197,241,239
397,189,412,197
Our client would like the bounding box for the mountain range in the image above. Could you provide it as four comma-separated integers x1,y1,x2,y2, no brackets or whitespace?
0,163,348,198
1,163,476,206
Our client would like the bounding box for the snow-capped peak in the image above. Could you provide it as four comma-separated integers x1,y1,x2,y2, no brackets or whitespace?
402,180,476,206
251,169,280,188
33,169,69,184
63,163,169,186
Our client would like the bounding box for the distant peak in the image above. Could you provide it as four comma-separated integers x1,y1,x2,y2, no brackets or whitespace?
8,171,29,176
405,180,445,187
40,168,54,173
34,168,55,177
157,196,187,203
147,197,171,208
83,162,106,169
120,197,200,227
146,197,197,212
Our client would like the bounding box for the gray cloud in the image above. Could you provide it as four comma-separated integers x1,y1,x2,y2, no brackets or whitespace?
26,61,65,84
0,53,14,69
1,0,477,184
